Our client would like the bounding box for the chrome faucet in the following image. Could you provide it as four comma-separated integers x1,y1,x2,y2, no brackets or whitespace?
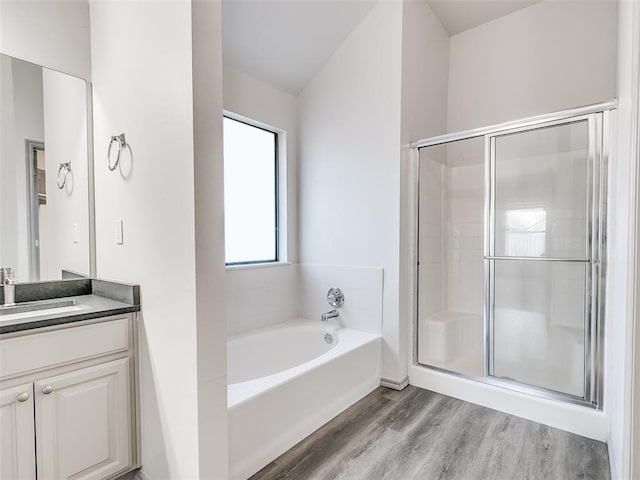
1,267,17,306
320,287,345,322
321,309,339,322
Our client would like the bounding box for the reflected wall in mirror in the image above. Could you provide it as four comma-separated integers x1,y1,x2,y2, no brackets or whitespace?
0,54,91,282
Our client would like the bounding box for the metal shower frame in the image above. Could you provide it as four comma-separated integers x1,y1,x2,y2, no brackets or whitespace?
411,100,615,409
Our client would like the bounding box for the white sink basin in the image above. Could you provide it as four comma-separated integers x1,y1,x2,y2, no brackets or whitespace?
0,300,87,322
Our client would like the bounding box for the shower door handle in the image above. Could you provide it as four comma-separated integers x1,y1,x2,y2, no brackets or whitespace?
483,256,591,262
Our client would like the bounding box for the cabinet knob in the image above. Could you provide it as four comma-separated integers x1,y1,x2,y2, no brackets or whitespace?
17,392,29,402
42,386,54,395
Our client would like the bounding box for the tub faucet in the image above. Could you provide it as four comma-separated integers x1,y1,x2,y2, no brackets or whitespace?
1,267,16,306
321,309,339,322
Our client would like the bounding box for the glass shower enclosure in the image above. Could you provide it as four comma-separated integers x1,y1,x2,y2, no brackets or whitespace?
414,105,610,407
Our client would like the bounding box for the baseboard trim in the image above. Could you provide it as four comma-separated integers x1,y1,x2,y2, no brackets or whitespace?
607,435,619,480
134,469,151,480
381,376,409,390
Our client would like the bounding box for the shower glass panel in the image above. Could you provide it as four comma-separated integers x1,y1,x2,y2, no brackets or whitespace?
493,260,587,397
488,119,594,399
417,137,485,377
493,122,589,259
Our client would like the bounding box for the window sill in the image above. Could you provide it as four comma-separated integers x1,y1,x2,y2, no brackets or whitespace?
225,261,291,271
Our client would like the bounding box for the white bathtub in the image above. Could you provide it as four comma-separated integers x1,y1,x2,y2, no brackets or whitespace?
227,319,381,480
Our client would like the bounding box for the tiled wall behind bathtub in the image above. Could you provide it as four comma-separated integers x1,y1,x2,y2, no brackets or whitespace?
297,264,383,335
226,263,383,336
225,264,298,336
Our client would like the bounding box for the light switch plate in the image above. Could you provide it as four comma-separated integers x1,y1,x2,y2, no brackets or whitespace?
116,219,124,245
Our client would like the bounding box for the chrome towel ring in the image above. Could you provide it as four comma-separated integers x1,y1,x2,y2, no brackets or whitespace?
107,133,127,171
56,162,72,189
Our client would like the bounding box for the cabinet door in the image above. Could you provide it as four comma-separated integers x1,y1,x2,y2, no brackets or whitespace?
0,383,36,480
35,358,131,480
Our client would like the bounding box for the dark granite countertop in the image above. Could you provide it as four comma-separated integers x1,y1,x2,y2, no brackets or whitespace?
0,278,140,334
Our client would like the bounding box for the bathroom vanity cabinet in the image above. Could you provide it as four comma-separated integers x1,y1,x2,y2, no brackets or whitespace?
0,314,140,480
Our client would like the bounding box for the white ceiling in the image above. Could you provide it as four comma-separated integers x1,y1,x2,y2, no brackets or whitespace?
222,0,377,95
426,0,542,35
222,0,543,95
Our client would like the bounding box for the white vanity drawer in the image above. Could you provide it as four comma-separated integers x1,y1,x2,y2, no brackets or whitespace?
0,318,129,380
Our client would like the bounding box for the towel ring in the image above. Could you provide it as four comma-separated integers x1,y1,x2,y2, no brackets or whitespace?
57,162,71,189
107,134,126,171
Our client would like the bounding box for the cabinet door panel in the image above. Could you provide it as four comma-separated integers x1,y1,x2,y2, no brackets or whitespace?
0,383,36,480
35,358,131,480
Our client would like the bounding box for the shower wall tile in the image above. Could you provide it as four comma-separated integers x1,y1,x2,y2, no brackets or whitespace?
447,164,484,224
418,157,444,319
445,163,484,315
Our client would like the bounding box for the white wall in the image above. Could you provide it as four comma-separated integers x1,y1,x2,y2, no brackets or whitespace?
91,1,227,478
42,69,90,279
299,1,404,381
0,57,44,281
400,0,449,143
609,2,640,479
191,1,228,476
447,0,618,132
0,0,91,81
223,65,299,336
399,0,450,382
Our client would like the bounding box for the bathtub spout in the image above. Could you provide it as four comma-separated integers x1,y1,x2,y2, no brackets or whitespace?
321,309,339,322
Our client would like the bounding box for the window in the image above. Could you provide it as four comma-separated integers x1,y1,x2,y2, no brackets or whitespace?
505,208,546,257
223,116,278,265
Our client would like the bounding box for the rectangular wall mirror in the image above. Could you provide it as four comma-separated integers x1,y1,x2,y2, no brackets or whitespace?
0,54,94,282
